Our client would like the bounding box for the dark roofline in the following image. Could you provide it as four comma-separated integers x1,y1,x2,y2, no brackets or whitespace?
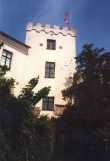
0,31,30,48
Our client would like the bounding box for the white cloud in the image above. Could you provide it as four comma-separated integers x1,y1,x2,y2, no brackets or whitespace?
32,0,89,25
34,0,67,23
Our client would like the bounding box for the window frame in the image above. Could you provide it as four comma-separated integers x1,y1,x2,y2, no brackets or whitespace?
0,49,13,70
45,62,55,78
47,39,56,50
42,97,54,111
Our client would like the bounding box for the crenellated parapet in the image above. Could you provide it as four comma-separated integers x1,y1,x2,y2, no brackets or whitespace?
26,22,76,37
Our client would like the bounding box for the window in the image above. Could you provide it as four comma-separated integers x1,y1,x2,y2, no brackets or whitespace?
0,50,12,70
42,97,54,111
45,62,55,78
47,39,56,50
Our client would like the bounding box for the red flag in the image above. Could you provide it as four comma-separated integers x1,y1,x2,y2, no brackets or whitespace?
64,12,70,25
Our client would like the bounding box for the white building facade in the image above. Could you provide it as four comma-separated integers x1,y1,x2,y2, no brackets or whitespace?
0,31,29,94
0,23,76,116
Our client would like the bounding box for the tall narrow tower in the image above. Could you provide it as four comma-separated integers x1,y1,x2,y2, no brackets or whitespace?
25,22,76,117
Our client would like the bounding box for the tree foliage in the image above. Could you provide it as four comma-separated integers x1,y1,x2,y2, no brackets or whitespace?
0,66,54,161
56,44,110,161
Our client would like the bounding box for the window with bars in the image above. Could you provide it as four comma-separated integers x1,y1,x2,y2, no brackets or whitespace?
47,39,56,50
0,50,12,70
45,62,55,78
42,97,54,111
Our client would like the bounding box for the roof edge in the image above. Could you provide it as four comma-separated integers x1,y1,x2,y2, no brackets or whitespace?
0,31,30,48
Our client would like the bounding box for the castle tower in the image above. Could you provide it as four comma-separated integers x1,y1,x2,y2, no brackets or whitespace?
25,22,76,117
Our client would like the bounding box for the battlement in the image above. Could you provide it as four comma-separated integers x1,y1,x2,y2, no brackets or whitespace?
26,22,76,37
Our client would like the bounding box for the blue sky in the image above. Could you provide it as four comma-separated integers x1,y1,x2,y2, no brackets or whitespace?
0,0,110,53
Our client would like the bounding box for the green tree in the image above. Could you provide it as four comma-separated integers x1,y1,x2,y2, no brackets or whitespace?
63,44,110,122
0,66,55,161
55,44,110,161
18,116,55,161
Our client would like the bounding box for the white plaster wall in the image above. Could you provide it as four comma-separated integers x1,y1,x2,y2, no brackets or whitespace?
0,44,27,95
0,23,76,114
25,25,76,110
